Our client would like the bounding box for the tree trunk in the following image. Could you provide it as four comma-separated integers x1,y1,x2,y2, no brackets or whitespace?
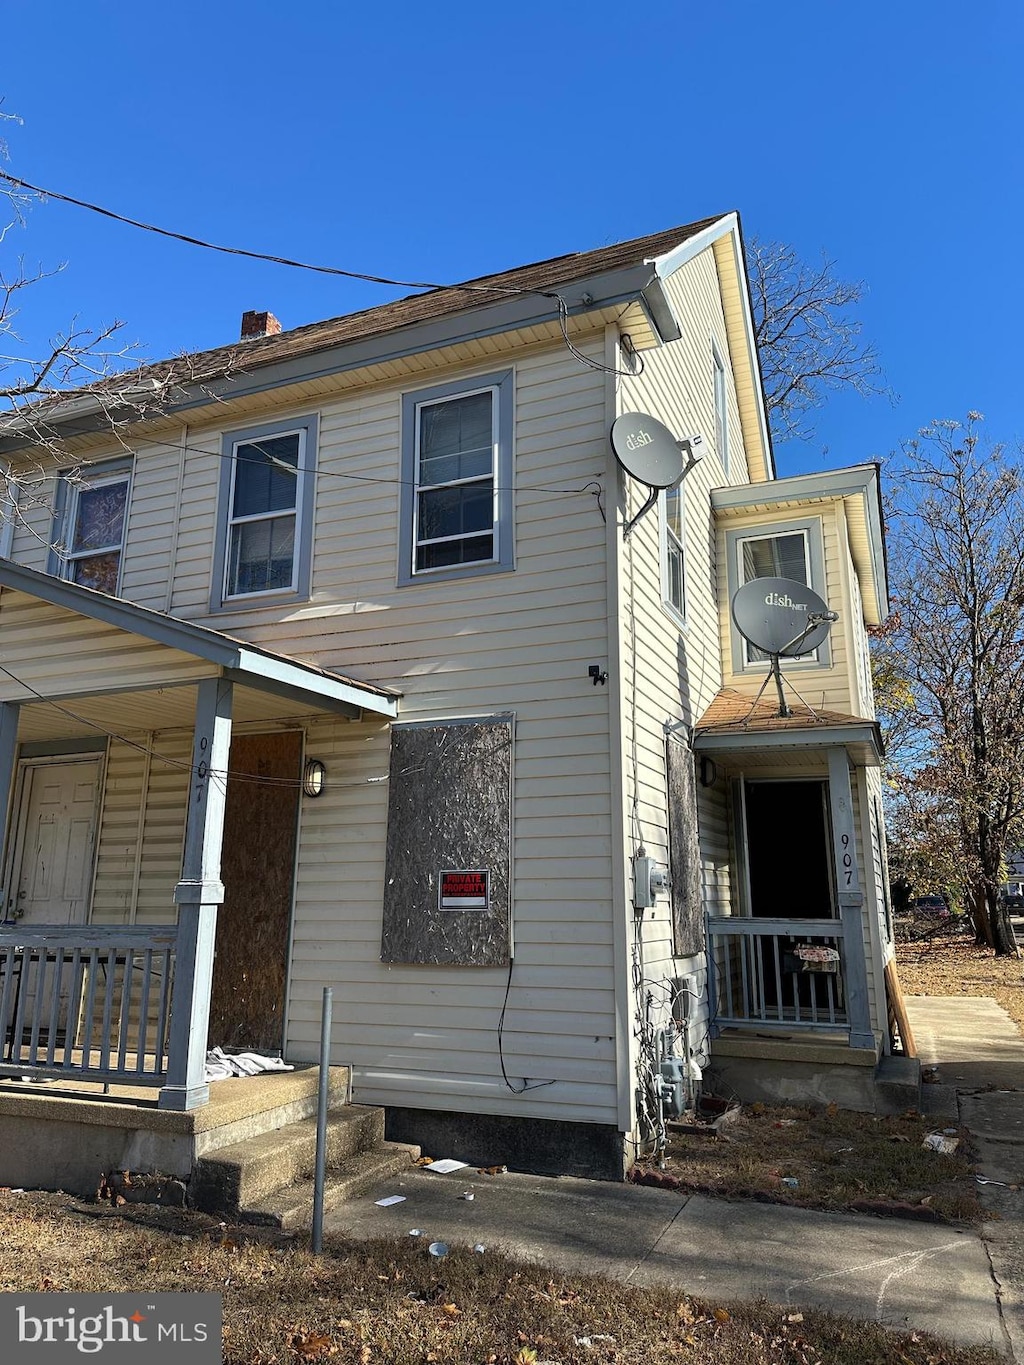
973,882,995,947
990,888,1021,958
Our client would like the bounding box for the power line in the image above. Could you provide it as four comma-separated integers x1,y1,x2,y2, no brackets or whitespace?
0,171,547,300
0,170,643,378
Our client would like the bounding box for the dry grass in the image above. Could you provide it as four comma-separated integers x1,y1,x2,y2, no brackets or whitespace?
897,931,1024,1033
0,1191,999,1365
639,1104,981,1223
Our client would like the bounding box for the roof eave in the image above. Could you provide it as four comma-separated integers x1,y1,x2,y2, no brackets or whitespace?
0,259,676,453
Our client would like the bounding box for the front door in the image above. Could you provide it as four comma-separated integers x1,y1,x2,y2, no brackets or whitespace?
1,757,102,1053
6,758,102,926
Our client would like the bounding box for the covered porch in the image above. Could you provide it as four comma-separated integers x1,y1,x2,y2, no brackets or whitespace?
694,688,890,1106
0,560,398,1113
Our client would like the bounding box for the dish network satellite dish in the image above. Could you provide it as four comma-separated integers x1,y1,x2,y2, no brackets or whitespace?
730,576,839,716
610,411,702,536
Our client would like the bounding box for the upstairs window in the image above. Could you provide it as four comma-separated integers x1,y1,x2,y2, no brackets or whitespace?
736,527,815,665
712,339,729,478
212,415,318,610
52,460,131,595
661,484,686,623
400,370,514,585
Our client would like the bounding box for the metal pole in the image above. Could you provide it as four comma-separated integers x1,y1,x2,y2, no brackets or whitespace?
311,986,332,1254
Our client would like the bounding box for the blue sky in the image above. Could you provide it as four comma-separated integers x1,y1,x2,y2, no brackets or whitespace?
2,2,1020,477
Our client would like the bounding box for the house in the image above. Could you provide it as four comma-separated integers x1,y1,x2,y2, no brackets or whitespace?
0,213,900,1199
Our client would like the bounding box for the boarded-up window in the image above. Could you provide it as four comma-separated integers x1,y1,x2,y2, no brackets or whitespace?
381,717,512,966
667,737,703,957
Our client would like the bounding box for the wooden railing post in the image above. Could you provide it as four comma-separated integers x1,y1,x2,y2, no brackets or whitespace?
159,677,232,1111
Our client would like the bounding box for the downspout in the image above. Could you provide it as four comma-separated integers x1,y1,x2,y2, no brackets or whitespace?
603,324,636,1151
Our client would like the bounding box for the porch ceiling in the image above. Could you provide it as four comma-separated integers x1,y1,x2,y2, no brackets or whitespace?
13,680,334,743
0,561,400,723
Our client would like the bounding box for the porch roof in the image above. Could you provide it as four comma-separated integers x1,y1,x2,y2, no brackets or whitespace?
0,559,400,721
693,687,884,766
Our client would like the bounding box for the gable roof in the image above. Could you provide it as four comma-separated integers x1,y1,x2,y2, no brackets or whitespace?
2,216,733,445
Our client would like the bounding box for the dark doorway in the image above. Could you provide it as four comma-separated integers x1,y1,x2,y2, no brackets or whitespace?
208,731,302,1052
745,780,834,919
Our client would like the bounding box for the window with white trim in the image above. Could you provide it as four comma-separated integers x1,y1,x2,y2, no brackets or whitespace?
662,484,686,621
56,463,131,594
712,339,729,478
399,370,514,584
212,415,318,609
737,528,812,663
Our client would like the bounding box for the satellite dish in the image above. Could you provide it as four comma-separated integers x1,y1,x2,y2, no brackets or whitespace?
731,576,837,658
610,412,685,490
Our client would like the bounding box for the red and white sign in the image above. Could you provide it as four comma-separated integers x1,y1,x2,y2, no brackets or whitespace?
439,869,490,910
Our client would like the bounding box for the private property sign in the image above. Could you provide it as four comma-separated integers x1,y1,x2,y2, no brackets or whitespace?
439,870,490,910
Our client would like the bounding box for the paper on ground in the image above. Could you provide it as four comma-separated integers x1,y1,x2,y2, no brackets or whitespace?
375,1194,406,1207
422,1159,469,1174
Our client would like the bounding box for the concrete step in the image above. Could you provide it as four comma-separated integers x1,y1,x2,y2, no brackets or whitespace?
240,1141,420,1229
874,1053,922,1115
191,1105,384,1214
195,1065,352,1158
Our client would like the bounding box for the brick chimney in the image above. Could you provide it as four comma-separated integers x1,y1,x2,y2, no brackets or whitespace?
240,310,282,341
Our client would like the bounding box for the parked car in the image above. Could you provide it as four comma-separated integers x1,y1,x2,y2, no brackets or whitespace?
911,894,950,919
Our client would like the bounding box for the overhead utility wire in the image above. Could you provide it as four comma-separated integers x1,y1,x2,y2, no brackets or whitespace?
0,170,642,377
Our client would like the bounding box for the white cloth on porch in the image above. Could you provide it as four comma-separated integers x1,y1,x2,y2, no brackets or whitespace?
204,1046,295,1081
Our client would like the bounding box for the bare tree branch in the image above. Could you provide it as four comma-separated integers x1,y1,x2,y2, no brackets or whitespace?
747,237,890,445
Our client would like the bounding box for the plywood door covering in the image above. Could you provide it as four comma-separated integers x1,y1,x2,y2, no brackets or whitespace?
208,732,301,1052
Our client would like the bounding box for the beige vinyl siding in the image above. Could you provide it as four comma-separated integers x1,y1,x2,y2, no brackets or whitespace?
698,780,732,918
135,337,621,1125
605,251,750,1091
0,592,217,702
715,503,855,714
91,732,191,926
289,713,619,1124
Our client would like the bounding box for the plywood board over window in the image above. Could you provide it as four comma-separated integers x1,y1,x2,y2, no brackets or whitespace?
381,717,512,966
667,736,703,957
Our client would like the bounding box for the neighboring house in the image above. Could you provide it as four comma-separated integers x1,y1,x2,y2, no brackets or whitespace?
0,213,897,1192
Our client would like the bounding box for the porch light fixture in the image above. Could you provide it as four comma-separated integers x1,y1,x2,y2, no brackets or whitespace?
302,758,326,798
699,756,718,788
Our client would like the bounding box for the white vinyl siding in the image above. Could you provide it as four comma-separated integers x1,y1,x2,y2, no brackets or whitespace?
661,485,686,623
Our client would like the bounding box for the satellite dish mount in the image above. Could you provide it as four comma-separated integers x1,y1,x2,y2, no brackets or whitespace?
609,412,703,537
730,577,839,718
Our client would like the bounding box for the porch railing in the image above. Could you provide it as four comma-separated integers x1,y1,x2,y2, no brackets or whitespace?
0,908,212,1103
707,914,854,1037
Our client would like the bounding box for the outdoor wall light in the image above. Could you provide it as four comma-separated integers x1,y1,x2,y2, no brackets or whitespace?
699,756,718,788
302,758,327,798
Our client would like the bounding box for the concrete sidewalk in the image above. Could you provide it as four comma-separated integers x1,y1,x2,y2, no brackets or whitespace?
325,1165,1007,1353
907,993,1024,1361
316,991,1024,1358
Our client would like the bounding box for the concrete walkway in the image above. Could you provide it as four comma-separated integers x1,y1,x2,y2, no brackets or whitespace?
317,994,1024,1356
326,1168,1002,1349
907,993,1024,1361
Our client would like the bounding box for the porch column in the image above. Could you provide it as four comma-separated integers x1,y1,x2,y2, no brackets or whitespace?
159,677,233,1111
0,702,20,917
826,746,874,1050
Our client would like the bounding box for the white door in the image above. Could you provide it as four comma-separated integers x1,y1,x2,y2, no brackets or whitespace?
8,759,101,926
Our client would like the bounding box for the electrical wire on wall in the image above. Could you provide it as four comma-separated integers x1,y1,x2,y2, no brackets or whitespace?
496,956,557,1094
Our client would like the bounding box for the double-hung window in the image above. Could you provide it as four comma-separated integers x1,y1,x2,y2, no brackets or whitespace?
399,370,514,584
735,526,818,665
51,460,131,594
661,483,686,623
212,415,318,609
